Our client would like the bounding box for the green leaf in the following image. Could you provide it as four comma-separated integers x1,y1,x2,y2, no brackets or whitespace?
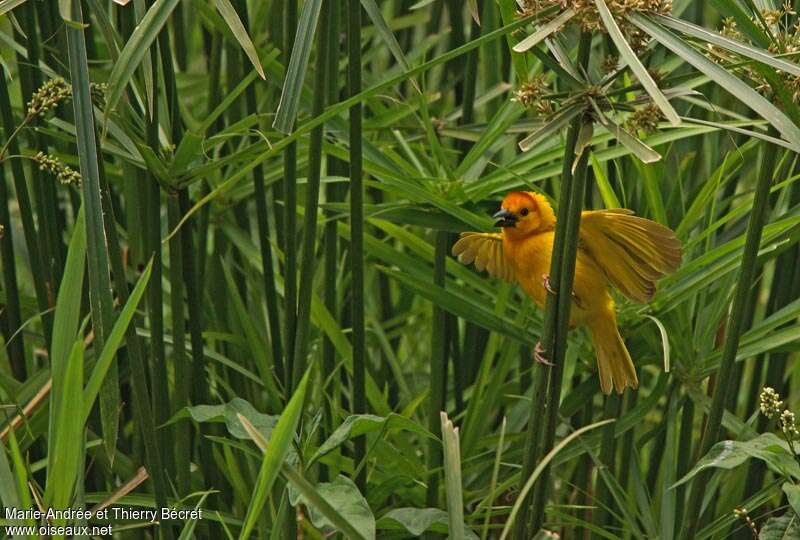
377,508,479,539
759,514,800,540
784,483,800,519
312,414,435,464
46,340,84,513
288,476,374,540
628,13,800,150
211,0,265,79
655,14,800,77
0,0,26,16
272,0,322,133
166,398,279,442
82,259,153,423
512,8,576,53
499,419,615,540
672,433,800,489
361,0,417,90
591,104,661,163
104,0,180,116
238,368,312,539
519,105,582,152
595,0,680,126
441,412,466,540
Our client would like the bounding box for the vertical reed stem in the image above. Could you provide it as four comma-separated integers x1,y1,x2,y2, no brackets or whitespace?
346,0,367,492
681,137,778,539
515,32,592,539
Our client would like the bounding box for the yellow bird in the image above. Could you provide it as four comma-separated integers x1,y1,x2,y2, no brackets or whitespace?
452,191,681,394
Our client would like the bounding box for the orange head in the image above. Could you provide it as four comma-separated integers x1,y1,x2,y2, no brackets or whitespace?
493,191,556,238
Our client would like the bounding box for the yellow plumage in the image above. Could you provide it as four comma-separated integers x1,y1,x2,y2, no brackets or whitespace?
452,191,681,394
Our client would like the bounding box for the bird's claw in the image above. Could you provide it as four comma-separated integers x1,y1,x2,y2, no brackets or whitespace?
533,341,554,366
542,274,556,295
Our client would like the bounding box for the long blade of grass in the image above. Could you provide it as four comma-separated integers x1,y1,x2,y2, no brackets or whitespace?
512,8,575,53
104,0,180,117
654,13,800,77
629,12,800,150
238,368,312,539
82,259,153,422
272,0,323,133
66,0,119,460
211,0,265,79
501,419,615,540
594,0,680,126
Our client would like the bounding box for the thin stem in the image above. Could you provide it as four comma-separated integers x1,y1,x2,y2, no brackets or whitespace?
515,32,592,540
346,0,366,494
681,135,779,539
291,0,335,387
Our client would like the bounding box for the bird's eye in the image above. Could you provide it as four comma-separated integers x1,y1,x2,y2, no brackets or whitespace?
520,208,529,216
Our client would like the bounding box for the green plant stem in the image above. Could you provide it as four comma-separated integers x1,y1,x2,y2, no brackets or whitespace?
681,136,780,540
283,0,299,395
15,3,62,296
291,0,334,386
0,158,25,379
144,26,174,479
321,0,342,483
426,231,449,512
167,193,190,496
238,0,285,387
346,0,367,494
593,394,622,538
515,32,592,540
0,72,53,354
96,141,173,540
66,0,120,461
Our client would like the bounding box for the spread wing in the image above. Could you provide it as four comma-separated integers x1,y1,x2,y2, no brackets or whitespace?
452,232,515,282
579,209,682,303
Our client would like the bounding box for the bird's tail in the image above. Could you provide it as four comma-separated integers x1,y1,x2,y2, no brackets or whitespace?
587,310,638,395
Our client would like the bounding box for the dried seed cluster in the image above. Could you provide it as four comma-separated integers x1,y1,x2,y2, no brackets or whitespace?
33,152,81,187
512,74,554,115
713,2,800,102
626,103,663,133
519,0,672,52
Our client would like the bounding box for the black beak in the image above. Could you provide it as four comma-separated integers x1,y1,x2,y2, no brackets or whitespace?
493,208,516,228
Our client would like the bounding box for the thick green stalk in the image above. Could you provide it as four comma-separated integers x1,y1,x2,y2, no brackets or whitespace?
675,396,694,529
96,141,173,540
0,160,25,378
167,194,190,495
593,394,622,538
321,0,342,482
283,0,299,393
514,34,591,540
66,0,120,461
238,0,285,387
0,73,53,352
681,138,779,539
426,232,449,510
529,116,592,535
346,0,366,493
291,0,334,386
143,37,174,479
15,4,62,294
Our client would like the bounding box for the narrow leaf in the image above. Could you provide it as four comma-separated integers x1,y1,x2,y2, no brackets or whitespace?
211,0,265,79
595,0,680,126
513,8,575,53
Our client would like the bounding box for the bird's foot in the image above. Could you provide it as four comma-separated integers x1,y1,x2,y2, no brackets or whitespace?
533,341,554,366
542,274,556,295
